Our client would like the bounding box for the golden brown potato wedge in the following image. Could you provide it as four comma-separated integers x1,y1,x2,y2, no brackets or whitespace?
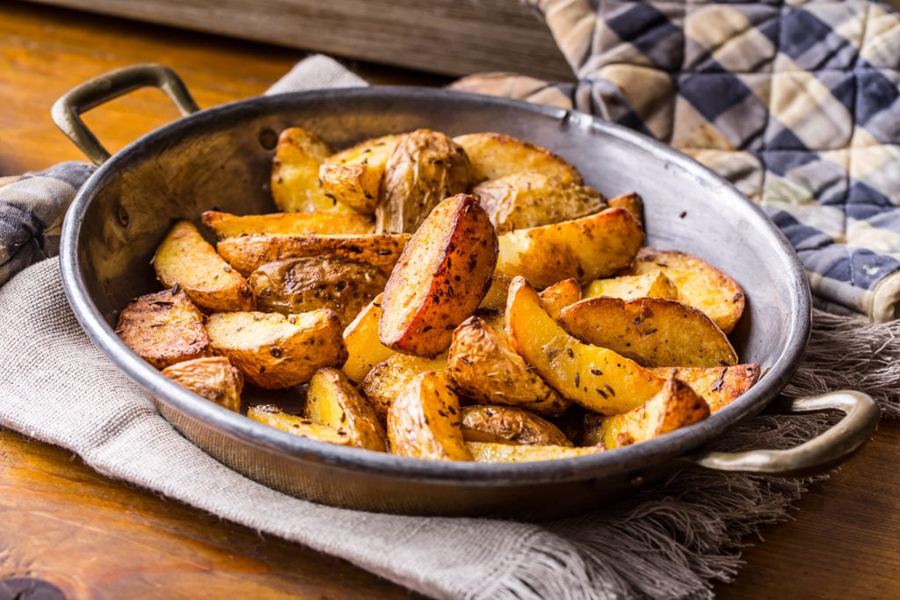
379,194,498,357
584,271,678,301
506,277,666,414
361,353,449,423
453,132,582,184
271,127,353,214
319,134,400,215
461,405,572,446
249,257,386,325
559,297,738,368
387,371,471,460
153,220,254,313
539,278,581,319
216,232,410,277
116,288,212,369
162,357,243,412
583,378,710,449
201,211,374,239
607,192,644,226
623,248,745,334
306,368,386,451
474,171,605,234
467,441,600,463
247,404,352,446
342,294,396,383
496,207,643,288
479,274,513,310
651,364,760,413
448,316,569,417
206,310,347,389
377,129,472,233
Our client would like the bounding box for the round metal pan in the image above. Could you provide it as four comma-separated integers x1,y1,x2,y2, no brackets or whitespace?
55,65,878,518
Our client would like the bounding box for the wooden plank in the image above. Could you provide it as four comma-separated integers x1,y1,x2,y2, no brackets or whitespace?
23,0,575,81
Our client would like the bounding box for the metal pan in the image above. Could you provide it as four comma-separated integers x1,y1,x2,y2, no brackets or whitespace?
54,65,879,518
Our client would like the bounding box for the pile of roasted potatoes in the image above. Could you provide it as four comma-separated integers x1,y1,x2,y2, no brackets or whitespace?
116,127,759,463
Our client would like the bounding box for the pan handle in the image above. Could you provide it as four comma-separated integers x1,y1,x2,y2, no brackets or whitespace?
51,64,200,166
687,390,879,476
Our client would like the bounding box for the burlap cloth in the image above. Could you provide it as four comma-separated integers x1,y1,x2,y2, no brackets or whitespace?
1,56,899,599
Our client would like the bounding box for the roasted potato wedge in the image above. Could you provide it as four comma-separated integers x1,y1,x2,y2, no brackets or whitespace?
271,127,352,214
201,211,373,239
448,316,569,417
116,288,212,369
453,132,582,184
583,378,710,449
559,297,738,368
153,220,254,313
216,232,410,277
651,364,760,413
584,271,678,301
377,129,472,233
607,192,644,226
461,405,572,446
379,194,498,357
342,294,396,383
506,277,666,414
496,207,643,288
249,257,386,325
361,353,449,422
306,368,386,451
319,134,400,215
387,371,471,461
539,278,581,319
162,357,243,412
206,310,347,389
623,248,745,334
467,442,600,463
479,274,512,310
248,404,352,446
474,171,605,234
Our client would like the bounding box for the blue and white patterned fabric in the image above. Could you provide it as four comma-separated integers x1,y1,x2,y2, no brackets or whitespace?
454,0,900,321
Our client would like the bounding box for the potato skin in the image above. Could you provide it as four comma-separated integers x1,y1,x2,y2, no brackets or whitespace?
342,294,396,383
387,371,471,461
153,220,254,313
306,368,386,451
496,207,644,288
116,289,212,369
206,310,347,389
162,357,244,412
376,129,473,234
201,211,373,239
559,297,738,368
461,405,572,446
467,442,599,463
379,194,498,357
361,353,448,423
623,248,745,334
448,316,569,417
584,272,678,301
216,233,410,278
271,127,353,214
538,278,581,320
320,134,400,215
651,364,760,413
453,132,582,184
607,192,644,226
249,257,386,325
247,404,353,446
474,171,606,234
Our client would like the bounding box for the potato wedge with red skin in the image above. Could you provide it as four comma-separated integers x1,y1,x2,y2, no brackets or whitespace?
584,272,678,301
650,364,760,413
361,353,448,423
342,294,396,383
453,132,583,184
116,288,212,370
607,192,644,226
201,211,373,239
153,220,254,313
505,276,666,414
539,278,581,319
379,194,499,357
162,357,243,412
306,368,386,451
621,248,745,334
248,404,352,446
559,297,738,368
467,442,600,463
496,207,643,288
461,405,572,446
387,371,471,461
583,378,710,449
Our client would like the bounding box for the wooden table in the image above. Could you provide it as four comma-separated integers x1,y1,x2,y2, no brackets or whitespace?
1,2,898,598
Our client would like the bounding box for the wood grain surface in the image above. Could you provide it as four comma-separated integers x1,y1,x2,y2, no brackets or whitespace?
1,2,898,598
